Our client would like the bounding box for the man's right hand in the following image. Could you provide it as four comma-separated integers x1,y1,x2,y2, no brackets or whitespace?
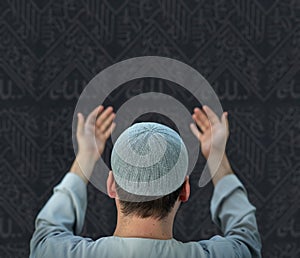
190,105,229,160
190,105,233,186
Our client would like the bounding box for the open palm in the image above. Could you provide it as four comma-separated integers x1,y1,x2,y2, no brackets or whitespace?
190,105,229,160
76,105,116,162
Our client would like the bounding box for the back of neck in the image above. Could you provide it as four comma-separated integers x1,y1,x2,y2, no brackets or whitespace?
113,215,174,240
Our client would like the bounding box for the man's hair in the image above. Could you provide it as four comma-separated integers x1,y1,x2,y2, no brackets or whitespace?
115,182,184,220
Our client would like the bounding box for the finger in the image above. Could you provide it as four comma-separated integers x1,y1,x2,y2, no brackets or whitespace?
190,123,203,141
86,105,104,125
99,112,115,133
202,105,220,125
221,111,228,125
221,111,229,136
192,114,204,133
96,106,114,126
76,113,85,136
193,108,210,131
104,122,116,139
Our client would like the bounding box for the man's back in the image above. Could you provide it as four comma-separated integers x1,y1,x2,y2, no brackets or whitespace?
90,237,223,257
82,235,253,258
30,173,261,258
30,106,261,257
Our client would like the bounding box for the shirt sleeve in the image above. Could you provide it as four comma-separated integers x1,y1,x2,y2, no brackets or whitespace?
198,174,262,258
29,172,94,258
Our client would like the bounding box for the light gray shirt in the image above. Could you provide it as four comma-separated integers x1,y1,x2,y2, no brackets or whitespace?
30,173,261,257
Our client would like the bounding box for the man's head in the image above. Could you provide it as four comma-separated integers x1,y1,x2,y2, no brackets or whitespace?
107,122,190,220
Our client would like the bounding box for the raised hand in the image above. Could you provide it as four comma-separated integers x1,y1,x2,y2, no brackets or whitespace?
71,105,116,184
190,105,229,160
76,105,116,162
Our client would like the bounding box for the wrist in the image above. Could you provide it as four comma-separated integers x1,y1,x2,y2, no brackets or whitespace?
70,154,96,184
209,154,234,186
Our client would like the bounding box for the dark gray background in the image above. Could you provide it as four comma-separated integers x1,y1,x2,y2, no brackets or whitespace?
0,1,299,257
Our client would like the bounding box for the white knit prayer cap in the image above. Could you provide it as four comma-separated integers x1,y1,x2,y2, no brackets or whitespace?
111,122,188,200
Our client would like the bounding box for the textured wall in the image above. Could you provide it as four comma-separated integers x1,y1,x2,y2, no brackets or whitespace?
0,1,299,257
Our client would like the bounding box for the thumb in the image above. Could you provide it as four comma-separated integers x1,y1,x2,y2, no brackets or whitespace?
77,113,85,136
221,112,229,136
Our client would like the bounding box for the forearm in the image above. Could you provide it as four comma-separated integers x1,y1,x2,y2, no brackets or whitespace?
210,174,262,257
30,173,88,257
208,154,234,187
70,154,96,184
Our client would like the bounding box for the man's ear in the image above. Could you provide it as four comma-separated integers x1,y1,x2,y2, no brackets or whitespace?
107,170,117,199
179,176,190,202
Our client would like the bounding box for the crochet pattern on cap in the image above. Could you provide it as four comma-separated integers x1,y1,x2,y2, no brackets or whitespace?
111,122,188,197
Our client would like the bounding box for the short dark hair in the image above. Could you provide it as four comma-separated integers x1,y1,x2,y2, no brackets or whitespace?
116,182,184,220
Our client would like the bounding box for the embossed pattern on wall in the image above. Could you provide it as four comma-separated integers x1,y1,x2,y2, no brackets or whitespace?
0,1,299,257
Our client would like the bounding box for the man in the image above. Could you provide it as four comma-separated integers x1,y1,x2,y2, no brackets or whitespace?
30,105,261,257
